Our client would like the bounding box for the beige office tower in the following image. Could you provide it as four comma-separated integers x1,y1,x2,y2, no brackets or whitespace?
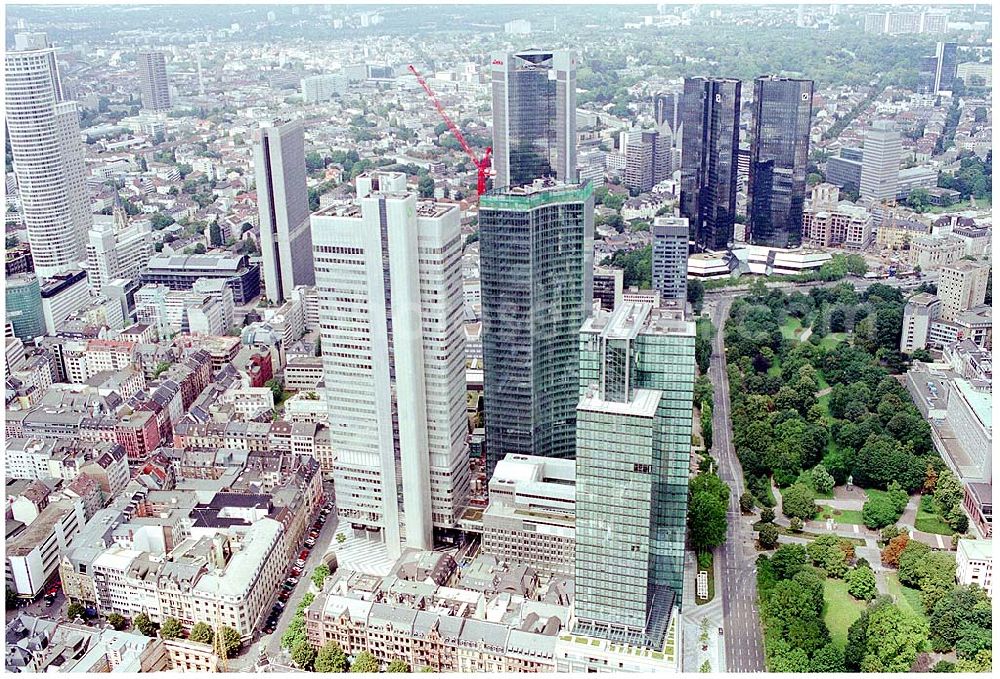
938,261,991,321
138,50,171,111
311,174,469,557
860,120,902,203
5,33,91,278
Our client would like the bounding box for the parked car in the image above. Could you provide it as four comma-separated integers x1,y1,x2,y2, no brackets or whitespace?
299,549,309,561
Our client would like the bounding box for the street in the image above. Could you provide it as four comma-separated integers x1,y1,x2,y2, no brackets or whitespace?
707,296,766,673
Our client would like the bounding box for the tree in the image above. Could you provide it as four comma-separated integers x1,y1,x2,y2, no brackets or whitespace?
67,602,87,621
810,643,846,672
350,651,380,673
862,492,904,529
159,617,182,640
740,491,756,514
265,378,284,403
847,565,877,601
107,613,128,631
292,639,317,670
810,465,835,495
387,659,410,672
417,175,435,198
881,533,910,568
860,602,929,672
759,523,780,549
789,517,803,532
781,483,817,521
209,223,222,246
6,234,20,249
215,625,242,659
688,279,705,314
688,486,728,552
770,544,808,580
953,649,992,673
699,660,711,672
312,564,331,589
315,641,350,672
929,585,992,654
807,535,854,578
760,507,776,524
190,622,213,644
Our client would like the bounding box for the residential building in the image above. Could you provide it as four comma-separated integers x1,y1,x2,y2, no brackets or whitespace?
956,539,992,597
311,176,470,556
481,454,576,575
802,190,873,250
748,76,814,248
138,50,170,111
860,121,901,203
254,119,315,304
574,302,695,653
479,180,594,477
908,234,965,271
5,33,91,277
680,77,741,251
651,217,688,304
938,261,990,320
491,50,577,188
301,74,347,103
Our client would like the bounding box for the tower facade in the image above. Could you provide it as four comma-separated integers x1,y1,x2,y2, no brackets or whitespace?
254,120,315,304
5,34,90,278
491,49,577,189
479,181,594,477
748,76,814,249
311,177,470,556
138,50,171,111
679,77,741,252
651,217,689,304
934,41,958,94
860,120,902,203
574,302,696,649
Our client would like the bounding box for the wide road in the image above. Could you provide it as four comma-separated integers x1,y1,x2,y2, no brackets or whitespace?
708,296,766,673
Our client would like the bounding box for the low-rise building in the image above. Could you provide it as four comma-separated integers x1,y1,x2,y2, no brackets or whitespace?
955,538,992,597
6,498,88,599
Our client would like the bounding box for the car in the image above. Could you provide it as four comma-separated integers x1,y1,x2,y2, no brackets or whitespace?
304,539,316,548
278,591,290,602
291,567,302,577
45,599,54,608
718,628,724,636
295,558,306,568
273,602,284,612
287,577,299,585
299,549,309,560
308,531,320,539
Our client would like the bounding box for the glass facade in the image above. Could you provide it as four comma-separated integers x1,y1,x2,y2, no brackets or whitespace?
491,50,577,190
5,274,45,341
479,183,594,478
679,78,741,252
574,304,696,650
748,76,814,249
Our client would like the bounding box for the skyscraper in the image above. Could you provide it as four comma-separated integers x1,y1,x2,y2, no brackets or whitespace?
491,49,577,189
651,217,689,304
138,50,171,111
654,91,683,137
624,130,671,194
254,120,315,304
747,76,814,249
479,180,594,477
574,302,695,649
860,121,902,203
311,173,470,556
5,33,90,278
679,77,741,251
934,41,959,94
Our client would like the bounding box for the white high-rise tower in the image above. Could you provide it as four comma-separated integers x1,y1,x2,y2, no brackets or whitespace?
860,120,902,203
5,32,90,278
311,172,470,557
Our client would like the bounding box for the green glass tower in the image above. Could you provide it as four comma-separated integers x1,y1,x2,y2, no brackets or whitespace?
574,302,695,650
5,273,45,341
479,181,594,478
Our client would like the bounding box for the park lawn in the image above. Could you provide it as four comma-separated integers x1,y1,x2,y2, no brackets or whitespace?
817,391,832,418
823,578,866,648
815,370,830,391
817,332,850,350
915,495,954,535
767,354,782,377
817,505,865,525
780,316,803,341
926,196,991,214
886,572,928,624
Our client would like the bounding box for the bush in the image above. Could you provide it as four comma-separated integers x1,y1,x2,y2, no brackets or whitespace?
789,517,804,532
782,483,818,521
759,523,780,549
740,491,756,514
761,507,776,524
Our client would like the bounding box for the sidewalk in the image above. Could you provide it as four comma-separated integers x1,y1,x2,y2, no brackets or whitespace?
682,550,726,672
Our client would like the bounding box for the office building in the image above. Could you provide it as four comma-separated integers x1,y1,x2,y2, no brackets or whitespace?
6,498,87,599
301,74,347,103
39,270,89,334
654,91,683,137
481,454,576,575
956,539,992,597
491,50,577,189
85,202,154,295
479,180,594,477
956,62,991,88
5,274,45,342
311,175,470,556
651,217,689,304
860,121,902,202
254,120,315,304
938,261,990,321
623,130,670,194
140,253,261,305
574,302,695,652
934,42,959,94
900,293,941,354
5,33,90,278
748,76,814,248
592,267,623,312
825,149,864,193
137,50,170,111
680,77,741,251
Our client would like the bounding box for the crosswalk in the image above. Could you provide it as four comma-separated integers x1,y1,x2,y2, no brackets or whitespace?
331,534,395,576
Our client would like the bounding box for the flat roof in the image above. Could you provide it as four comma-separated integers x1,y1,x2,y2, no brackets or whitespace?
958,538,992,562
578,388,661,419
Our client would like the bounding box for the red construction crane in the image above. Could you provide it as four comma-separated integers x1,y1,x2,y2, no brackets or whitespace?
409,64,492,196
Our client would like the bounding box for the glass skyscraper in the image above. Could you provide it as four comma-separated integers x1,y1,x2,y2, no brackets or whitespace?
574,302,696,650
479,181,594,477
5,273,45,341
490,50,577,189
748,76,814,249
679,77,741,252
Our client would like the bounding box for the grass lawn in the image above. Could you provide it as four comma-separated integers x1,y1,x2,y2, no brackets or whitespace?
886,572,928,624
817,505,865,525
795,470,835,500
817,391,832,418
823,578,866,648
780,316,803,341
926,196,991,214
766,354,782,377
817,332,850,350
915,495,955,535
815,370,831,391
